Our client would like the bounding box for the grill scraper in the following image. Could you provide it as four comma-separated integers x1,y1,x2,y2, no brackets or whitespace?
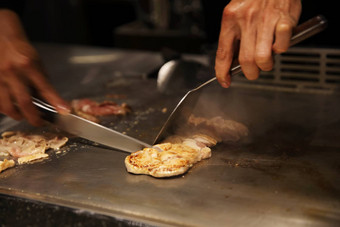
154,15,328,144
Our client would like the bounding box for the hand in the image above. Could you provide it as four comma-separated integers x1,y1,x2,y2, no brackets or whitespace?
215,0,302,87
0,9,70,126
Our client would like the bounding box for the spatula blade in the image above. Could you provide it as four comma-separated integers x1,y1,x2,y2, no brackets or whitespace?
153,15,327,144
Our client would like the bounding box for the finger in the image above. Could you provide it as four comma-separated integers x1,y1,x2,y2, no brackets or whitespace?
273,17,294,54
239,25,260,80
289,0,302,23
215,41,234,88
3,71,43,126
0,79,23,121
25,67,70,115
215,27,238,88
255,17,276,71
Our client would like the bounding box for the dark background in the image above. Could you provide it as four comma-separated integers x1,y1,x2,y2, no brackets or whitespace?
1,0,339,53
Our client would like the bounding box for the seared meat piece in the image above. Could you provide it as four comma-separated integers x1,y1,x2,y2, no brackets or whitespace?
125,117,249,178
0,159,15,173
188,115,248,142
125,134,217,178
71,98,131,123
0,131,68,164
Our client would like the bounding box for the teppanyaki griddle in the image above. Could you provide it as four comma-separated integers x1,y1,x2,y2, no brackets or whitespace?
0,44,339,226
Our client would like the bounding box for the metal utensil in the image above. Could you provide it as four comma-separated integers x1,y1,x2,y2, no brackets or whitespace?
32,98,152,153
154,15,328,144
157,59,205,94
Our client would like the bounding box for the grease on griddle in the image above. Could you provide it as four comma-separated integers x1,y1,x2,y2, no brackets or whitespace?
221,157,282,171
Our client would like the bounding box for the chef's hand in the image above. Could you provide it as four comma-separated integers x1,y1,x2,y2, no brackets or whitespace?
215,0,302,87
0,9,70,126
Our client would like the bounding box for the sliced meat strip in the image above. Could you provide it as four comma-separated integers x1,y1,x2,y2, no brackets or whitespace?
71,99,131,122
0,131,68,162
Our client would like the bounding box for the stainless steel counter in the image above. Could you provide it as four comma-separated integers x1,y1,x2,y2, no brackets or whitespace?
0,43,339,226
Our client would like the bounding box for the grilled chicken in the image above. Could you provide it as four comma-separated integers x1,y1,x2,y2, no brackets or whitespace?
0,159,15,173
125,134,217,178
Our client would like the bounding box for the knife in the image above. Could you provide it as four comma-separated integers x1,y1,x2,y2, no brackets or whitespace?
32,98,152,153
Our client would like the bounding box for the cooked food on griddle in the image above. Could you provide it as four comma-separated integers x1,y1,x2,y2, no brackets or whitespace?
125,134,217,178
0,131,68,172
125,117,248,178
71,98,131,123
0,159,15,173
188,115,249,142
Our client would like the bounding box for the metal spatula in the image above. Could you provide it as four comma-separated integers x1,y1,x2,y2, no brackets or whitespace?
154,15,328,144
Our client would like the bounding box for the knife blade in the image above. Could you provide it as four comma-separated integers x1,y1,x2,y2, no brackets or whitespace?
32,98,152,153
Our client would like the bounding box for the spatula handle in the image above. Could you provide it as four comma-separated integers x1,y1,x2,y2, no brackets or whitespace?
290,15,327,47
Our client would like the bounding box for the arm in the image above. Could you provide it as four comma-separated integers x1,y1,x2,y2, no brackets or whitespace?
0,9,70,126
215,0,302,87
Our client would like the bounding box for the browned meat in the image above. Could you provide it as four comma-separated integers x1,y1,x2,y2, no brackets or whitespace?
71,98,131,123
125,134,217,178
125,117,248,178
0,159,15,173
0,131,68,165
